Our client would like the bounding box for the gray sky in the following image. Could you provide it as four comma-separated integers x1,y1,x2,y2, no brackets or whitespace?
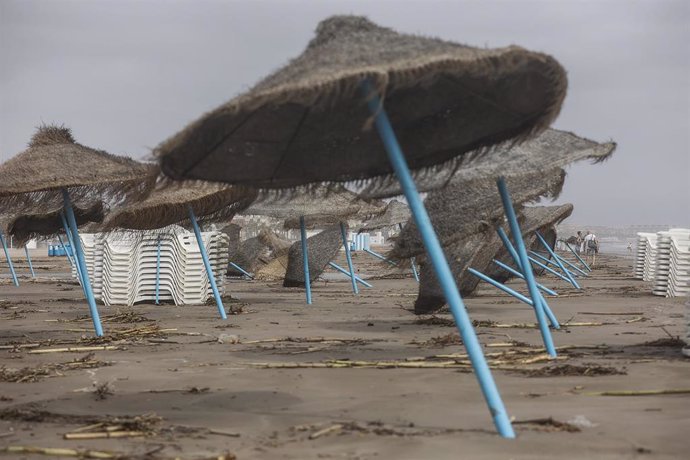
1,0,688,226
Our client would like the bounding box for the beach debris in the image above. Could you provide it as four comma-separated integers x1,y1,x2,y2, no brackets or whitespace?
516,364,626,377
217,334,240,344
92,382,114,400
309,424,344,440
584,388,690,396
415,316,455,327
411,333,462,347
0,353,109,383
28,346,121,354
567,415,598,428
640,337,686,347
513,417,581,432
2,446,119,458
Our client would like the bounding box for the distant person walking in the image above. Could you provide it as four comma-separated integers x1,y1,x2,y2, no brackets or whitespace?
627,243,633,254
583,230,599,267
575,231,584,254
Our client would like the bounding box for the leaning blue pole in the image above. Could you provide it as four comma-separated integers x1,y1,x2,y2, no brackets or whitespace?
228,261,254,279
24,246,35,278
497,177,556,357
363,248,397,266
534,232,580,289
534,246,589,276
59,214,84,291
492,259,558,296
565,241,591,272
299,216,313,305
62,189,103,337
155,236,161,305
530,251,586,278
496,227,560,328
363,80,514,438
410,257,420,282
529,254,577,285
188,206,227,319
0,231,19,287
340,222,359,294
328,262,373,288
468,268,537,306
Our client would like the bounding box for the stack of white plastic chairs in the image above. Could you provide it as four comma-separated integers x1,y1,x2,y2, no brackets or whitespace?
664,229,690,298
74,225,229,306
633,232,655,279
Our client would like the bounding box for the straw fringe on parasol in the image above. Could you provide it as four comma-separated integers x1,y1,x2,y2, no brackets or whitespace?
362,128,616,198
101,180,258,231
156,15,567,192
0,125,157,211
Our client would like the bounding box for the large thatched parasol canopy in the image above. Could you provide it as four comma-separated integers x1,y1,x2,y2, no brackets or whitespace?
415,203,574,314
156,15,566,191
0,125,157,211
3,201,104,246
101,181,258,231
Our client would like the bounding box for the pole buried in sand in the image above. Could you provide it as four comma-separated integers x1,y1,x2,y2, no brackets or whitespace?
188,206,227,319
497,177,556,356
496,227,560,328
24,245,36,278
362,79,514,439
299,216,313,305
535,231,581,289
62,189,103,337
0,231,19,287
340,222,359,294
328,261,373,288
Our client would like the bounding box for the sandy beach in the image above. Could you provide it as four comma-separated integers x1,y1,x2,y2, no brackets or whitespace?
0,249,687,459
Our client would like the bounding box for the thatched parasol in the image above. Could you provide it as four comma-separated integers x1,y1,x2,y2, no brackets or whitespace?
391,129,615,259
101,181,258,231
0,125,157,211
283,224,344,287
363,128,616,198
244,185,382,223
414,204,573,314
359,199,410,232
3,201,104,246
155,15,566,191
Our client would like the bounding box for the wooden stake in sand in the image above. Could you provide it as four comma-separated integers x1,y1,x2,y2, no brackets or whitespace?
28,346,120,354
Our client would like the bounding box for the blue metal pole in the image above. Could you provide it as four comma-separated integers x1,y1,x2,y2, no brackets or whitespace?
534,232,581,289
328,262,373,288
0,231,19,287
565,241,591,271
537,247,589,276
188,206,227,319
529,255,576,285
496,177,556,357
363,248,398,266
62,189,103,337
363,80,514,438
340,222,359,294
468,268,536,306
24,245,35,278
155,236,161,305
228,261,254,279
59,215,84,291
496,227,561,327
299,216,313,305
410,257,420,282
58,234,75,269
530,251,586,278
492,259,558,296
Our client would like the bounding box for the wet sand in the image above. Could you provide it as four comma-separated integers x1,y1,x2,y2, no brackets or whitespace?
0,249,688,459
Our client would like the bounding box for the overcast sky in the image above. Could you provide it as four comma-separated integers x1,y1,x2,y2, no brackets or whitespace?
1,0,688,226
